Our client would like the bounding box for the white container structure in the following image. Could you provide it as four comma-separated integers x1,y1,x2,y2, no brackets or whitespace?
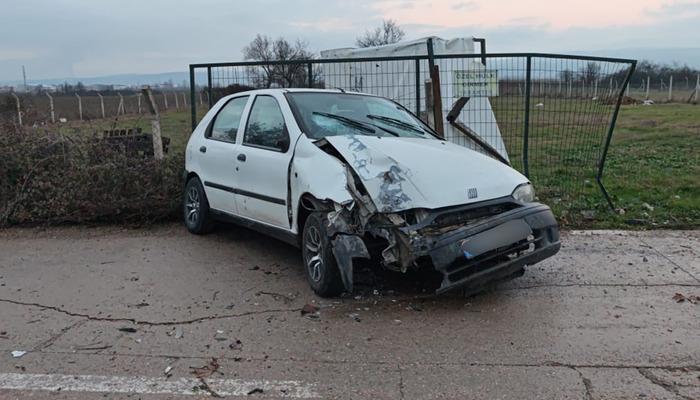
320,37,509,162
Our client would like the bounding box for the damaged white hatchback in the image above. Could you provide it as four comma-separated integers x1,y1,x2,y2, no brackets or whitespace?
184,89,560,297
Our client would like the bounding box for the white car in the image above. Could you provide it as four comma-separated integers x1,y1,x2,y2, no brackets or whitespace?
184,89,560,297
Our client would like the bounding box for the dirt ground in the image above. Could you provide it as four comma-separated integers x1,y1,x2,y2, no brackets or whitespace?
0,224,698,399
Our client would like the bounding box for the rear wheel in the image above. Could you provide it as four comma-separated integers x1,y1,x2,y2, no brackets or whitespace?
302,212,344,297
183,177,214,234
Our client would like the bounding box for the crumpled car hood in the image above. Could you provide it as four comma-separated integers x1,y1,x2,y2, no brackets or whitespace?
323,135,528,212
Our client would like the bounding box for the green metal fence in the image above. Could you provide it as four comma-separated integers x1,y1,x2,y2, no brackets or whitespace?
189,51,636,210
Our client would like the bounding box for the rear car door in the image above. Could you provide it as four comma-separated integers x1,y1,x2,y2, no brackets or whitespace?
233,94,293,228
198,95,250,215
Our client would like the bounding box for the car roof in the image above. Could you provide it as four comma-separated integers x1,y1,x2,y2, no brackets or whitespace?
222,88,380,98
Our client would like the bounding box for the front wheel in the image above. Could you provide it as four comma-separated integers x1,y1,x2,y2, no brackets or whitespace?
183,177,214,234
302,212,344,297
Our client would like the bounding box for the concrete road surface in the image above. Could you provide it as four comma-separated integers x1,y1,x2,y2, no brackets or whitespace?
0,224,698,399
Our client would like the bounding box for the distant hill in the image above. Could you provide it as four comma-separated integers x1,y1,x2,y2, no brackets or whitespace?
0,71,204,87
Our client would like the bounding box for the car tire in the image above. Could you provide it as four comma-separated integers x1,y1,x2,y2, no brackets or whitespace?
183,177,215,234
302,212,344,297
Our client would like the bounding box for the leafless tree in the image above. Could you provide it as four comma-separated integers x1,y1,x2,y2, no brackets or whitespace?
356,19,405,48
582,62,601,84
243,34,315,88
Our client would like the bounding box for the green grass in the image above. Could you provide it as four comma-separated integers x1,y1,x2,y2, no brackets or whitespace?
54,103,699,229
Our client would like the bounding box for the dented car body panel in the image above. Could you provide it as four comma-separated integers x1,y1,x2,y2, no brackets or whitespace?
185,88,560,296
321,135,528,212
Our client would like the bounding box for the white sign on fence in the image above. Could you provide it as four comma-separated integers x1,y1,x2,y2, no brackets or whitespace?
453,70,499,97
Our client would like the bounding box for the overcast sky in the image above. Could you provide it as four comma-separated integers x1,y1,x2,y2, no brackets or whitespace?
1,0,699,81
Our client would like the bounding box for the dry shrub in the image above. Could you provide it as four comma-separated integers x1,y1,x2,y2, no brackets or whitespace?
0,123,183,226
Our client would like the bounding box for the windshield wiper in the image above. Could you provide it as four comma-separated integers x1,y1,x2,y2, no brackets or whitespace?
366,114,425,134
312,112,375,134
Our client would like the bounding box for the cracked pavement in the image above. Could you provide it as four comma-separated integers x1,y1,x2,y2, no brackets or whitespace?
0,224,698,399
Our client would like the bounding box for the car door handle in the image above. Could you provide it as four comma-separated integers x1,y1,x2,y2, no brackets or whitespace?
237,153,246,162
199,146,206,153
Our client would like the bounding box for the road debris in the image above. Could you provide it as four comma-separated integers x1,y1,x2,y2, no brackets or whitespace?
348,313,361,322
256,291,296,304
190,358,220,379
247,387,264,395
229,339,243,351
11,350,27,358
118,327,137,333
73,342,111,351
672,293,699,304
214,330,228,341
164,365,173,376
301,303,320,319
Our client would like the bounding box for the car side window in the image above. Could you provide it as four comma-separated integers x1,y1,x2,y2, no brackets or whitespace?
243,96,288,151
208,96,249,142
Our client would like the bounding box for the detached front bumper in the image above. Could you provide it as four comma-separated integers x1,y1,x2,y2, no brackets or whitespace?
404,202,560,295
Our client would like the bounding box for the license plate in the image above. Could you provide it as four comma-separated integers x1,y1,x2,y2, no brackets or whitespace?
460,219,532,259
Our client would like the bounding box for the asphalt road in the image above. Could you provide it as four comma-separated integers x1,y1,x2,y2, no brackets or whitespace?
0,224,698,399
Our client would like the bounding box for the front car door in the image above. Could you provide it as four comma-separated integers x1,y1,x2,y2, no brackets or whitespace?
198,95,250,215
233,93,295,228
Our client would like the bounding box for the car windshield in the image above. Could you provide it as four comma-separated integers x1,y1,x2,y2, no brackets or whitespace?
286,92,436,140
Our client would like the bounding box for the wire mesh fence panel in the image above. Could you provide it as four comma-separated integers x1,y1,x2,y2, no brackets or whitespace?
190,53,635,209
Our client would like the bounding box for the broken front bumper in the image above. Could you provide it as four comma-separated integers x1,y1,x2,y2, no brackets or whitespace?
405,202,560,295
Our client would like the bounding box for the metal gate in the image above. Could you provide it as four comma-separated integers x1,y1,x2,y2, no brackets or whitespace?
189,50,636,211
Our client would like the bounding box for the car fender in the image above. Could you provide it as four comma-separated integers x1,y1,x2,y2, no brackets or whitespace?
289,136,353,234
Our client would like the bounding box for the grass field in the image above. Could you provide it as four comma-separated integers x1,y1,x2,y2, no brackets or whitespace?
54,103,699,229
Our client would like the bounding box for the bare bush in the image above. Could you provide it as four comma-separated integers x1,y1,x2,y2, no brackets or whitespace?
0,124,183,226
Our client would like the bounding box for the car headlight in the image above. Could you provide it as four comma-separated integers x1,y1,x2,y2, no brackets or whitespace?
512,183,535,203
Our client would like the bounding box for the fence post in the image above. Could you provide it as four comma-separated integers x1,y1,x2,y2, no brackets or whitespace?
189,65,197,131
117,93,125,115
11,92,22,126
415,58,421,117
163,92,169,110
567,79,572,97
137,93,142,114
695,74,699,102
645,76,650,99
523,56,532,178
75,93,83,121
207,67,213,108
174,91,179,110
597,61,637,211
142,87,164,161
182,92,187,108
426,38,444,137
593,79,598,98
307,62,314,88
668,75,673,102
625,82,630,97
46,92,55,123
97,93,105,118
